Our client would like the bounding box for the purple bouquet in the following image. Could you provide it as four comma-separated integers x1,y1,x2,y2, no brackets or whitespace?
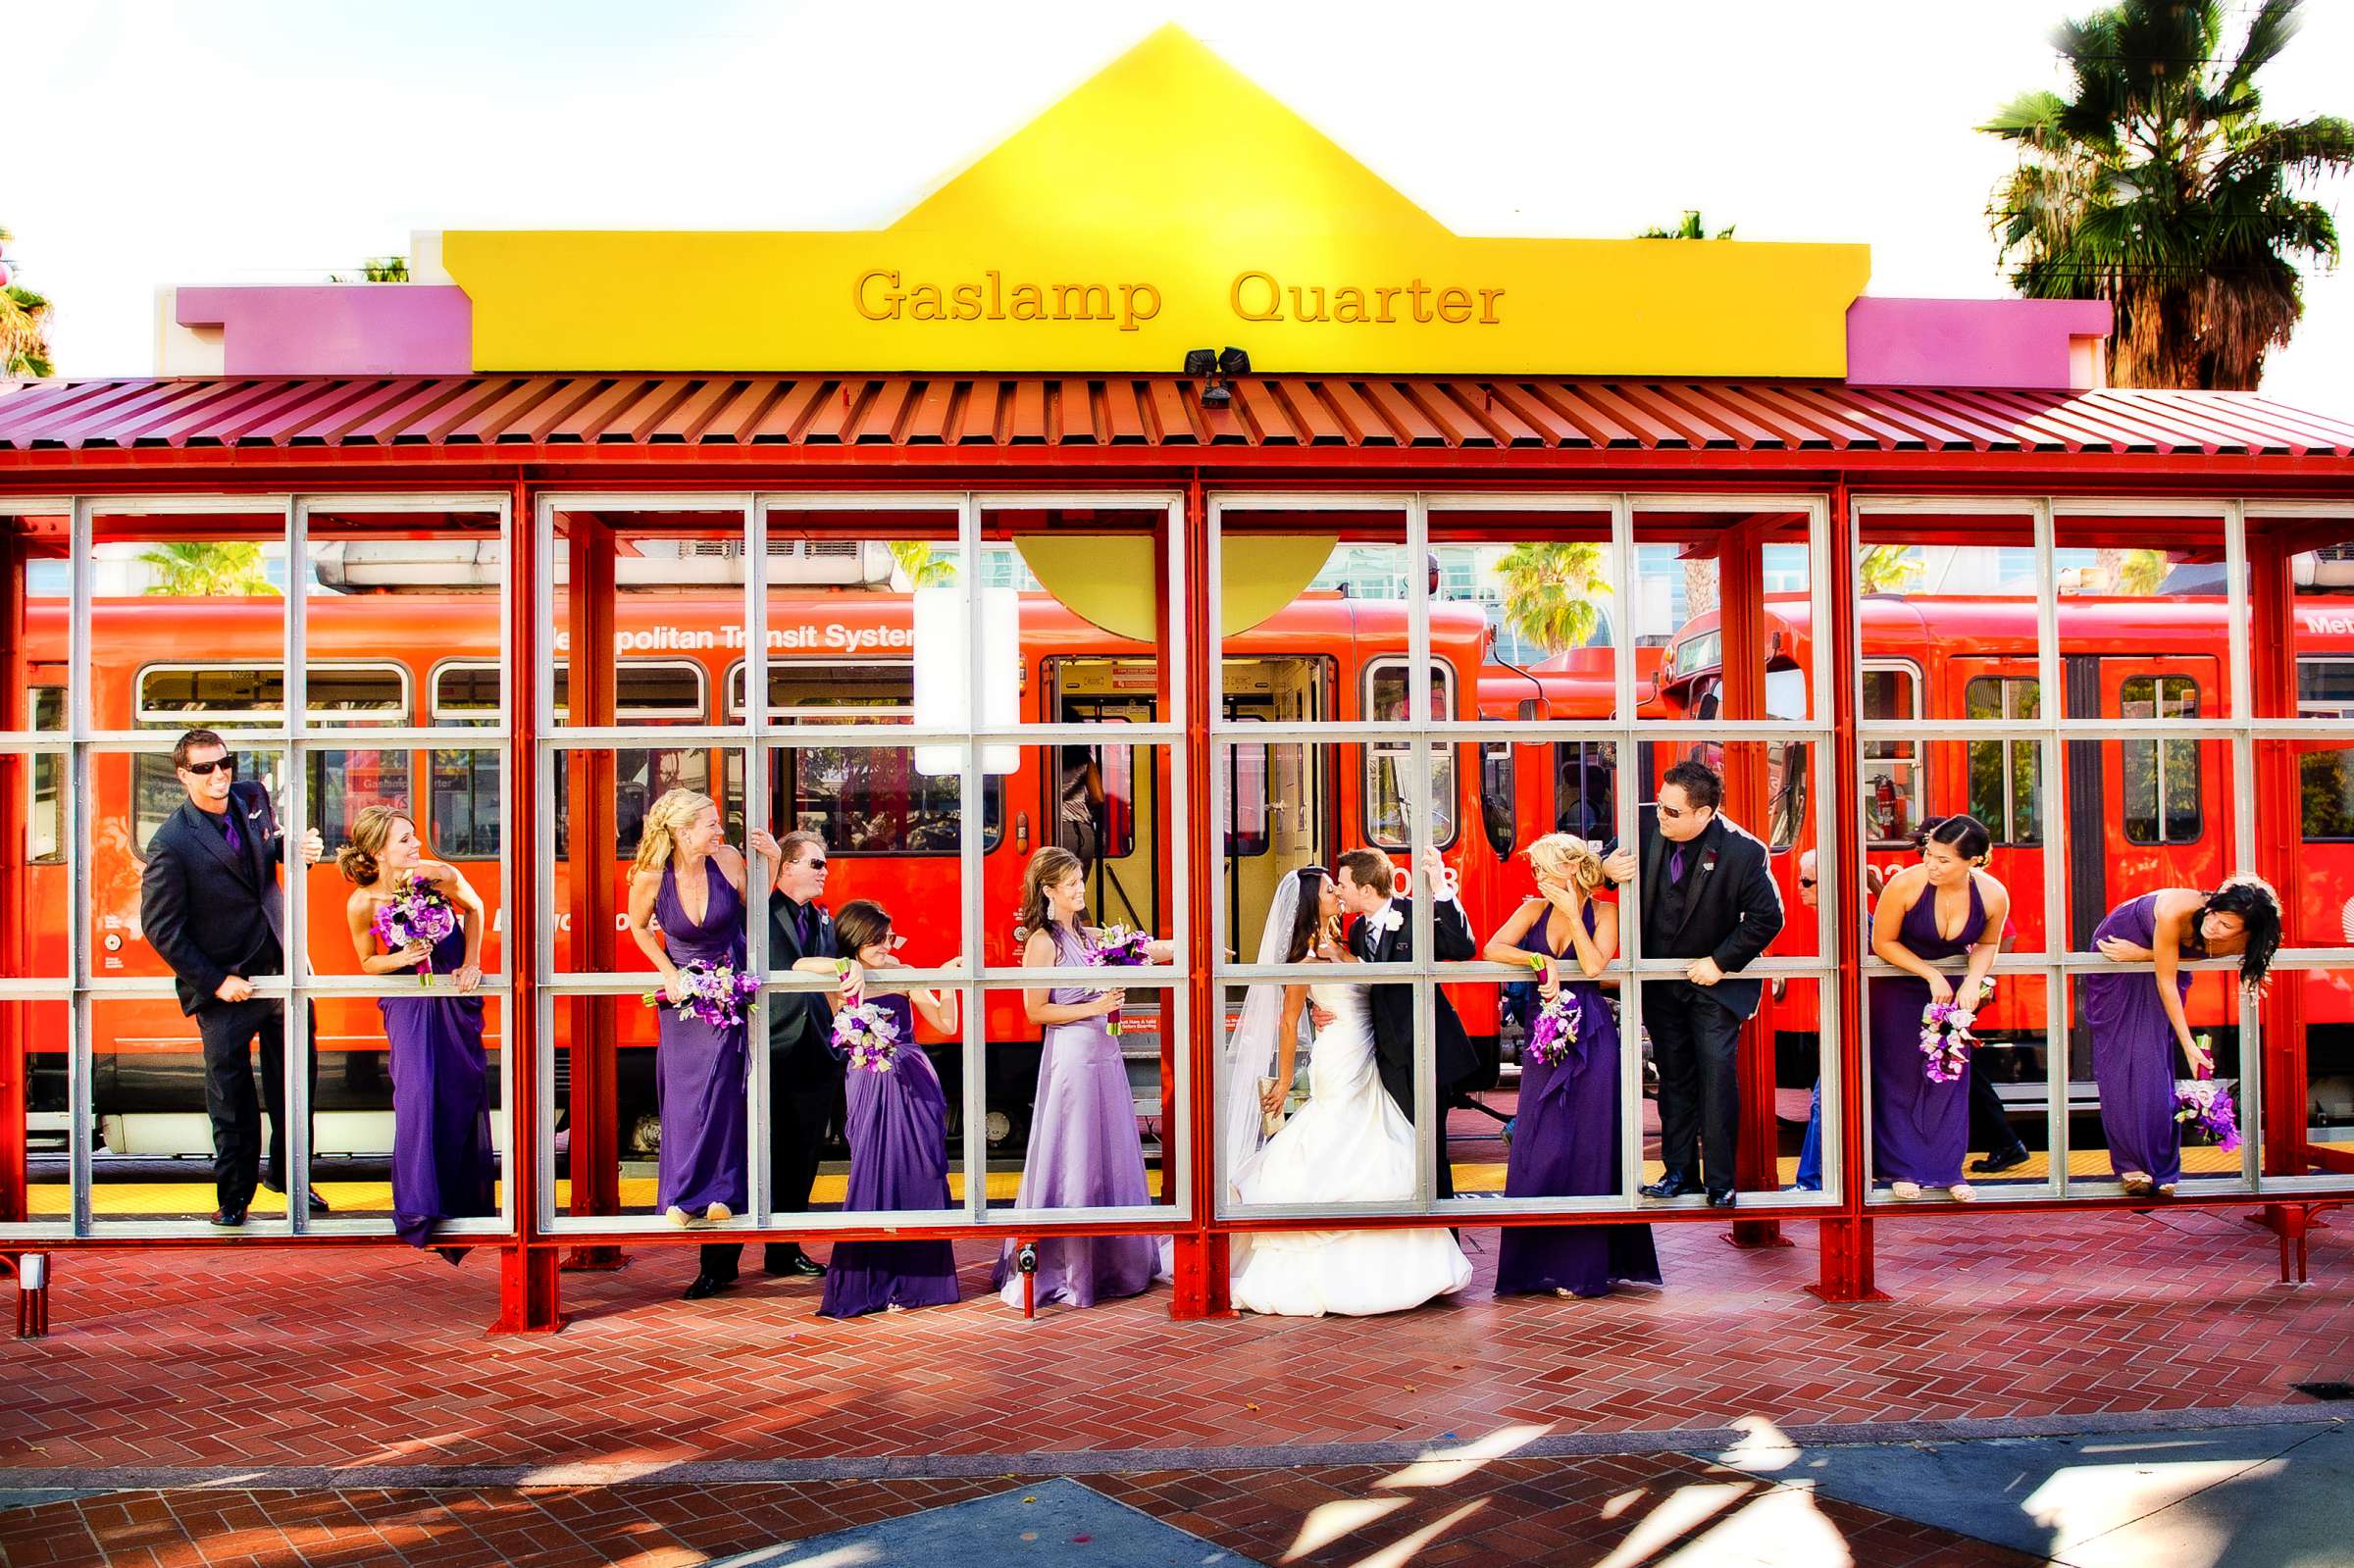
831,999,902,1074
1524,989,1584,1069
1088,924,1151,1033
1918,998,1979,1084
2174,1068,2242,1154
372,871,458,986
642,960,761,1030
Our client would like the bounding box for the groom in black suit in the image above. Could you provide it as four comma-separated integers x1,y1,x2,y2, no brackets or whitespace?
1335,846,1480,1200
690,828,842,1299
1602,757,1784,1208
138,729,325,1226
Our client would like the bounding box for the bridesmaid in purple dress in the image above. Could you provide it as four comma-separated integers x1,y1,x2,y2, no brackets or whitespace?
1869,816,2007,1202
994,847,1175,1310
1483,835,1659,1298
626,788,772,1227
821,899,963,1318
339,807,492,1259
2085,878,2280,1196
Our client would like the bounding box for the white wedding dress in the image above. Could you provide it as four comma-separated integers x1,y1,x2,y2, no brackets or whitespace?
1227,977,1473,1317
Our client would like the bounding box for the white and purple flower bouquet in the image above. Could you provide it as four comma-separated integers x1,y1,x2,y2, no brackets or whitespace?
2175,1039,2242,1152
831,999,902,1074
1524,989,1584,1070
1918,996,1979,1084
1088,924,1152,1033
643,960,761,1030
372,872,458,986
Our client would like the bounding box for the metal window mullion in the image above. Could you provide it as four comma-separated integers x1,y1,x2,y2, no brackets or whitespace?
284,495,312,1235
1612,498,1644,1209
959,495,987,1223
1406,493,1435,1211
2032,503,2072,1196
743,494,771,1229
1164,495,1191,1220
533,495,560,1230
67,497,92,1237
2225,500,2263,1189
490,490,518,1220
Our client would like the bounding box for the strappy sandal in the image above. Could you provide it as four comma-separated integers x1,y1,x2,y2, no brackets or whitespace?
2120,1174,2156,1198
1947,1184,1975,1202
1890,1181,1922,1199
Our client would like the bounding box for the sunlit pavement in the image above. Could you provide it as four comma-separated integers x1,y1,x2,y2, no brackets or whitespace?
5,1209,2351,1565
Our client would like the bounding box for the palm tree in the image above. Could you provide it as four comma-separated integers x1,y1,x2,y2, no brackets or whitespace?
1639,211,1737,240
0,227,54,379
1982,0,2354,388
136,542,278,596
1494,541,1608,656
329,256,410,282
889,539,956,588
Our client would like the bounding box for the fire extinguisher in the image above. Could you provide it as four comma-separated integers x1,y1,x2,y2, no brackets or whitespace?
1875,773,1898,837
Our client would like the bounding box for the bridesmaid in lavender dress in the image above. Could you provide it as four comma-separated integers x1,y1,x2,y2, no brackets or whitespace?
2084,878,2280,1196
1869,816,2007,1201
1483,835,1659,1298
821,898,964,1318
626,788,773,1228
994,847,1175,1309
340,806,493,1258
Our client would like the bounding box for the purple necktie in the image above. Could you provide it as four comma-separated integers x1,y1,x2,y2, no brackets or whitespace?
1668,846,1685,884
223,813,244,857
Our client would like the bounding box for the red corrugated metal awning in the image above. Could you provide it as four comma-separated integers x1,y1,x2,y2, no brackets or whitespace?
2,375,2349,459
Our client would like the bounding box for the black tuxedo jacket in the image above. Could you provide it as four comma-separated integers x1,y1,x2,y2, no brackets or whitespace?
139,780,288,1016
768,890,844,1086
1349,894,1481,1108
1625,813,1785,1020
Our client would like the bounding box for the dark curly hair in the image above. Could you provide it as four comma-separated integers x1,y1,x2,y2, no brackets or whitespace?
2200,876,2282,993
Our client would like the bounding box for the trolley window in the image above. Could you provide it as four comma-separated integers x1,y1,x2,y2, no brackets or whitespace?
1964,677,2043,846
1226,722,1269,857
742,747,999,856
28,687,64,864
1861,664,1922,847
1478,740,1516,858
1362,658,1458,850
2120,675,2201,845
725,659,913,722
1551,742,1616,841
2297,661,2354,843
137,662,408,726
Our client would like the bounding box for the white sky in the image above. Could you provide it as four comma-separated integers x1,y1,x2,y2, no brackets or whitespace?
13,0,2352,410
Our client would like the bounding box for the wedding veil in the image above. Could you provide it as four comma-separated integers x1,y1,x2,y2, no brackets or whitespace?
1221,868,1310,1197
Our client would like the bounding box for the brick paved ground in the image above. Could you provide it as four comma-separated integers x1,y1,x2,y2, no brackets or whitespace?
0,1455,2041,1568
5,1208,2347,1475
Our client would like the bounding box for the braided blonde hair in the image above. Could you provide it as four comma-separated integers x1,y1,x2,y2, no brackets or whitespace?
634,788,717,877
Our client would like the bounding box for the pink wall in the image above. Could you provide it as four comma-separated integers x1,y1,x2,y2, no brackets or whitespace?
1846,296,2113,391
176,286,472,377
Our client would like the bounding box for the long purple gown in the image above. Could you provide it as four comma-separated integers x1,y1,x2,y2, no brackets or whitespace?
2083,892,2197,1186
379,921,494,1247
654,860,748,1215
1869,876,1987,1188
994,921,1165,1308
1494,903,1660,1297
821,991,959,1318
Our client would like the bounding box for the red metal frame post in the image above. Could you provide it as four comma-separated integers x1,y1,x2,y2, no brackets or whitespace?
1715,521,1785,1247
1812,481,1883,1300
1170,476,1228,1316
495,478,563,1332
2248,526,2318,1229
0,521,26,1228
563,512,626,1270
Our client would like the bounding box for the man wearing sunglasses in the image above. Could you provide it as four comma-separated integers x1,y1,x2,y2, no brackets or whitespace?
138,728,326,1227
1601,757,1783,1209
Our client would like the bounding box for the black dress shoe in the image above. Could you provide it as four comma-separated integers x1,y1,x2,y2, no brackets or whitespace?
772,1252,827,1279
1970,1145,2031,1175
683,1272,736,1300
262,1181,333,1214
1706,1189,1739,1209
1639,1174,1699,1200
211,1206,247,1228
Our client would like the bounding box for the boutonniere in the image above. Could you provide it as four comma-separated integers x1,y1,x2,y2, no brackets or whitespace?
1367,906,1404,937
1699,852,1718,877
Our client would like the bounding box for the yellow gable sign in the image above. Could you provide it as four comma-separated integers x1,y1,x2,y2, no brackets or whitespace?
437,25,1869,377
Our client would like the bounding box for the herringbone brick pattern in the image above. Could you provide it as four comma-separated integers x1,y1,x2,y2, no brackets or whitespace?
0,1458,2037,1568
4,1210,2346,1472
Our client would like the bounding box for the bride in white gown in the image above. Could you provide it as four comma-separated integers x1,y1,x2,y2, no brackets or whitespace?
1224,867,1472,1317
